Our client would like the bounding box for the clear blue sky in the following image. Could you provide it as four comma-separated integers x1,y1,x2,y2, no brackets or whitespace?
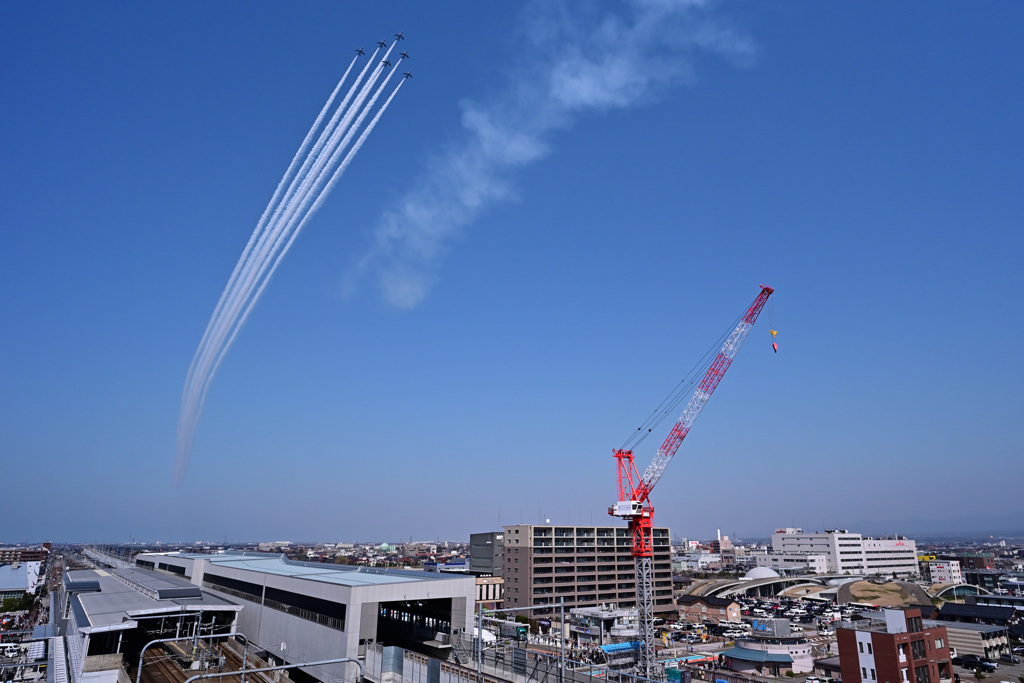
1,2,1021,544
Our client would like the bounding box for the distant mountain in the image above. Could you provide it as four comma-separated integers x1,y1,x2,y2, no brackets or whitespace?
851,510,1024,540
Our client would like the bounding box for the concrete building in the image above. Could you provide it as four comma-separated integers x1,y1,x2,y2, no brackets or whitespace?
469,532,504,575
943,554,993,571
677,553,722,572
770,529,918,576
837,609,951,683
136,551,477,682
756,552,830,575
928,561,962,585
501,524,672,616
0,546,49,564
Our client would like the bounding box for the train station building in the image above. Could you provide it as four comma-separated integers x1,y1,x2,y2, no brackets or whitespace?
133,552,476,682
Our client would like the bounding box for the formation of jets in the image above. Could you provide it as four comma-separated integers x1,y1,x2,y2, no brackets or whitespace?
357,35,412,79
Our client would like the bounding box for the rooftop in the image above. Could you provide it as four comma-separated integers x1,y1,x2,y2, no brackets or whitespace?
721,646,793,664
923,619,1007,634
149,551,470,588
65,568,239,634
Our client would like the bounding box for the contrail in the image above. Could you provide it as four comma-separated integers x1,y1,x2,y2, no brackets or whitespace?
184,54,361,408
206,76,409,386
178,46,394,450
175,42,408,482
197,70,405,430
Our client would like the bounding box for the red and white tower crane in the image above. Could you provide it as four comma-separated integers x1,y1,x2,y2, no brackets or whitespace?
609,284,774,678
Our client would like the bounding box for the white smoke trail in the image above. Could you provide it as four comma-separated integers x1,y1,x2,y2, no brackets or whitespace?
197,71,405,432
175,44,407,482
352,0,755,309
184,54,360,407
177,47,392,455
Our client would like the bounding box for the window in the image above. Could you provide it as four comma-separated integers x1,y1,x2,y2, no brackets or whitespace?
859,643,864,654
934,638,944,649
915,665,931,683
871,670,876,681
868,643,873,655
862,668,868,679
910,640,926,660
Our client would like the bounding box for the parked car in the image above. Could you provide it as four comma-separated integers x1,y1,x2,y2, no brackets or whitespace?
956,655,996,672
997,654,1018,664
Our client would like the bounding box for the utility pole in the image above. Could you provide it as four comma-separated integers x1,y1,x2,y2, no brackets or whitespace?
559,597,565,683
476,604,483,683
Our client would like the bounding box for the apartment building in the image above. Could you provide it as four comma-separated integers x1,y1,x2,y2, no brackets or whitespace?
770,528,918,576
501,524,673,616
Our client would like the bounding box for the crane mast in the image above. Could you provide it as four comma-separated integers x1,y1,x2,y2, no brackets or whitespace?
608,285,773,678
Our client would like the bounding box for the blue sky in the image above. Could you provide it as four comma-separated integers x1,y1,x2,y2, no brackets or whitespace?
1,2,1021,544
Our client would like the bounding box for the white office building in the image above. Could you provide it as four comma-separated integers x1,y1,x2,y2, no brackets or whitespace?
767,529,918,577
929,560,963,584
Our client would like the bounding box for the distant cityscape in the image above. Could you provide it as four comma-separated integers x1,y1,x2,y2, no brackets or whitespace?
2,524,1023,683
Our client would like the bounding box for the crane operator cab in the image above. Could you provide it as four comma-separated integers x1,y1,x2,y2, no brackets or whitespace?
609,500,644,518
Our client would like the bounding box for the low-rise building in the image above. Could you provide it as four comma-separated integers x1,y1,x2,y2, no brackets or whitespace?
928,561,962,585
837,609,951,683
568,605,638,648
924,620,1007,659
723,623,814,676
677,595,741,624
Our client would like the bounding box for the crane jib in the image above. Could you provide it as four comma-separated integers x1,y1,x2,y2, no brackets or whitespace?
609,284,772,678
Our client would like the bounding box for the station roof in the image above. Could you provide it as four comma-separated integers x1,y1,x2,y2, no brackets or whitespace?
66,569,239,635
153,552,468,588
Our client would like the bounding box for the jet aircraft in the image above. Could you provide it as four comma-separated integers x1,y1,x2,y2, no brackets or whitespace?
377,40,387,48
394,32,404,41
403,71,413,79
355,48,365,56
381,59,392,67
400,51,409,59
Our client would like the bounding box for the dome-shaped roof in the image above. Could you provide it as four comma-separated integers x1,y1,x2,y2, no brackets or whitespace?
743,566,780,581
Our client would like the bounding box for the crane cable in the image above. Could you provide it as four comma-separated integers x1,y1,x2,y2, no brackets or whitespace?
619,309,745,452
